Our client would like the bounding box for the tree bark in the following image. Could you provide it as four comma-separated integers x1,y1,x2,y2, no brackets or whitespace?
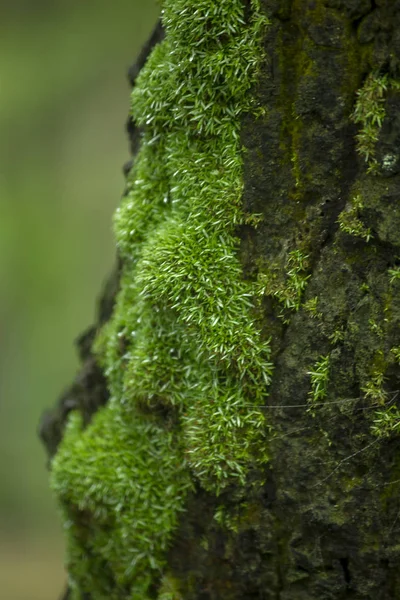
41,2,400,599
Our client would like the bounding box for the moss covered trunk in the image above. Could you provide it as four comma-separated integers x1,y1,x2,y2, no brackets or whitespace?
40,1,400,599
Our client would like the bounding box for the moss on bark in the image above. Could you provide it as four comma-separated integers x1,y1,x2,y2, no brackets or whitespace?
41,1,400,598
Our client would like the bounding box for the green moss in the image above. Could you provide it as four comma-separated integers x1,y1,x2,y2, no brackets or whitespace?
307,354,331,410
337,194,372,241
51,1,271,598
391,347,400,363
371,405,400,438
352,73,400,174
158,574,183,600
328,327,345,345
368,317,384,338
291,146,302,192
361,350,388,405
303,296,322,319
277,38,317,199
368,348,400,438
362,373,387,404
53,409,191,599
214,505,240,534
389,267,400,285
214,499,261,534
256,250,311,323
68,585,82,600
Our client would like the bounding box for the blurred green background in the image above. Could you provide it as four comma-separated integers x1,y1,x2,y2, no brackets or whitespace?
0,1,158,597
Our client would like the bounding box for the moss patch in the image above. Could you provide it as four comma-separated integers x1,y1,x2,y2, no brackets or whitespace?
352,72,400,174
307,354,331,405
256,250,311,323
53,409,190,599
337,193,372,241
51,1,271,598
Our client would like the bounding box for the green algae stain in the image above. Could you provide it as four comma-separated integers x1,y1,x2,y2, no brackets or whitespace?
51,1,272,598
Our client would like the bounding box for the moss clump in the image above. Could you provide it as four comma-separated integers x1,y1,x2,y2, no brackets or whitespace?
391,347,400,363
337,194,372,241
372,404,400,438
303,296,322,319
360,349,389,406
362,370,388,404
53,409,190,599
389,268,400,284
369,348,400,437
51,1,271,598
307,354,331,409
68,586,82,600
256,250,311,323
158,574,183,600
352,73,400,174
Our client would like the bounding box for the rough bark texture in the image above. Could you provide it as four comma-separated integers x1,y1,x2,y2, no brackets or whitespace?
41,2,400,599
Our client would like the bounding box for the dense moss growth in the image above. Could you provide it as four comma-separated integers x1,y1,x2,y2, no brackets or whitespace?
44,1,400,598
51,1,271,598
352,72,400,174
53,409,190,598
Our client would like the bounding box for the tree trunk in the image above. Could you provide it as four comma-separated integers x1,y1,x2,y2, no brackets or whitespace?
40,2,400,599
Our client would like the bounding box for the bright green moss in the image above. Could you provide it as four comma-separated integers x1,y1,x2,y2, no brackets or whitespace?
372,405,400,438
361,350,389,406
53,408,191,599
369,348,400,437
389,268,400,284
391,347,400,363
307,354,331,407
51,1,271,598
362,372,388,404
352,73,400,174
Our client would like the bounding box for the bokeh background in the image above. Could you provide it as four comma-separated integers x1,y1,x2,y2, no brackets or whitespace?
0,2,158,598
